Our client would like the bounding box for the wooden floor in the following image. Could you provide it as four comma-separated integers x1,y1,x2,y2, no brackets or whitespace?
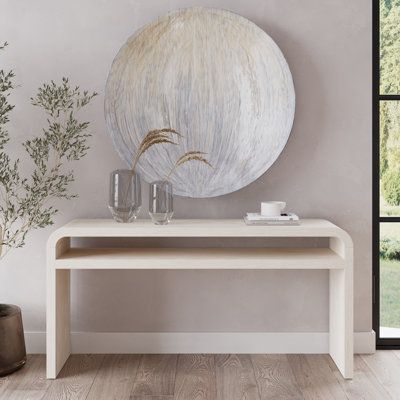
1,352,400,399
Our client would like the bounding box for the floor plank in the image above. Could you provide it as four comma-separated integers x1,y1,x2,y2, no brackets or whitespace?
288,354,347,400
130,355,177,397
41,354,104,400
174,354,216,400
362,351,400,399
251,354,304,400
3,352,400,400
131,397,173,400
215,354,260,400
0,356,31,398
326,355,391,400
86,354,140,400
0,355,52,400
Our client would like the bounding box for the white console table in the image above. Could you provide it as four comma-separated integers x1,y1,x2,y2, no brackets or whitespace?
46,219,353,379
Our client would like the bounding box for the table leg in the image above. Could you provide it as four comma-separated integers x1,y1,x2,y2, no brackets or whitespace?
329,238,353,379
46,268,70,379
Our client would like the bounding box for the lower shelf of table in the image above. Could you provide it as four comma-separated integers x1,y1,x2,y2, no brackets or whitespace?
54,247,345,269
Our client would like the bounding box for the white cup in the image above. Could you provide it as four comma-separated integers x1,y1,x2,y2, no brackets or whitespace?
261,201,286,217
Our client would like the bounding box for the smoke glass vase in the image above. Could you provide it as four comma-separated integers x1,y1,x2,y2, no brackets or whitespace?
109,169,141,223
149,180,173,225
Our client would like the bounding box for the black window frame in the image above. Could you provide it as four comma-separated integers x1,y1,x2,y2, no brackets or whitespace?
373,0,400,348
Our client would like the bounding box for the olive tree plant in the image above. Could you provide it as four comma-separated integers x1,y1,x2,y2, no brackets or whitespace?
0,43,97,258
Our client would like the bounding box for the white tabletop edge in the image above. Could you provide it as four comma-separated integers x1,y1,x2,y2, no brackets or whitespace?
47,218,353,248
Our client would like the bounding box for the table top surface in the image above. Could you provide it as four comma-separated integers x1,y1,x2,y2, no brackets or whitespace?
47,219,352,247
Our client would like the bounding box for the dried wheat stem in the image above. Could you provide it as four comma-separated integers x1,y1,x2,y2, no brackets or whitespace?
131,128,181,173
166,151,213,180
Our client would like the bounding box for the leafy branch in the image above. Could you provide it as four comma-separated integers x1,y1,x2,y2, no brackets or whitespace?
0,42,14,151
0,44,97,258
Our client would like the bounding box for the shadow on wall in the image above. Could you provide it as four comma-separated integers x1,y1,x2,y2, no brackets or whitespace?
71,268,329,332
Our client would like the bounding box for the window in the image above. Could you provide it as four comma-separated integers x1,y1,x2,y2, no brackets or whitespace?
374,0,400,347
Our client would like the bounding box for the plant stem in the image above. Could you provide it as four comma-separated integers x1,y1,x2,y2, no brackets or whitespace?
165,165,177,181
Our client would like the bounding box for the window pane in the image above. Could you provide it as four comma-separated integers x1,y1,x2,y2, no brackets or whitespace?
380,223,400,338
380,0,400,94
380,101,400,216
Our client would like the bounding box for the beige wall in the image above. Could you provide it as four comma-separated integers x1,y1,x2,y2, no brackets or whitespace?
0,0,372,334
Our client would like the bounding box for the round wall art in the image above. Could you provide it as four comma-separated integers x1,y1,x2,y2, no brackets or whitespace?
105,7,295,198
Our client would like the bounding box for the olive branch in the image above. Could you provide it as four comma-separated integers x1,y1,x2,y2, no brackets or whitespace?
0,42,97,258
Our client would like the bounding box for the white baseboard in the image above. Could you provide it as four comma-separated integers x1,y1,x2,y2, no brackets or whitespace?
25,330,375,354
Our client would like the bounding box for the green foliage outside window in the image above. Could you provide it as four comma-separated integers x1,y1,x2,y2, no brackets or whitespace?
380,102,400,210
380,0,400,94
382,168,400,205
380,236,400,260
380,1,400,213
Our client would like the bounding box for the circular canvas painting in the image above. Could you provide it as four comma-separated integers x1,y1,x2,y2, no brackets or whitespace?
105,7,295,198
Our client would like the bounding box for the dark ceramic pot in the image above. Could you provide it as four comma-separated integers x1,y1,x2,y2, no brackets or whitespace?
0,304,26,376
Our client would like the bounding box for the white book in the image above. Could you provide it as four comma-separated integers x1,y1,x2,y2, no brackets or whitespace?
243,217,300,226
246,212,299,221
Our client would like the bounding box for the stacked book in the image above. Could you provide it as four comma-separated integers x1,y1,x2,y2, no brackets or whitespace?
244,212,300,226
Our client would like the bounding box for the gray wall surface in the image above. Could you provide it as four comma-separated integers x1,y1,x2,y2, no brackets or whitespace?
0,0,372,334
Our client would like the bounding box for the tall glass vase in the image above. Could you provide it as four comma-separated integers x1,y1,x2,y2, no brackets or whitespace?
149,180,173,225
109,169,141,223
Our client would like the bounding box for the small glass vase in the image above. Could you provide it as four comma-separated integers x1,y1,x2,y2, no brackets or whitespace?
149,180,173,225
108,169,141,223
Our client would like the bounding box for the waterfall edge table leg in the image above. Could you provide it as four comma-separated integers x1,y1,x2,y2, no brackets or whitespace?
329,238,354,379
47,237,71,379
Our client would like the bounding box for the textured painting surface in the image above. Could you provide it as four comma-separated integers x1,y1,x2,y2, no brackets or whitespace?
105,7,295,198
